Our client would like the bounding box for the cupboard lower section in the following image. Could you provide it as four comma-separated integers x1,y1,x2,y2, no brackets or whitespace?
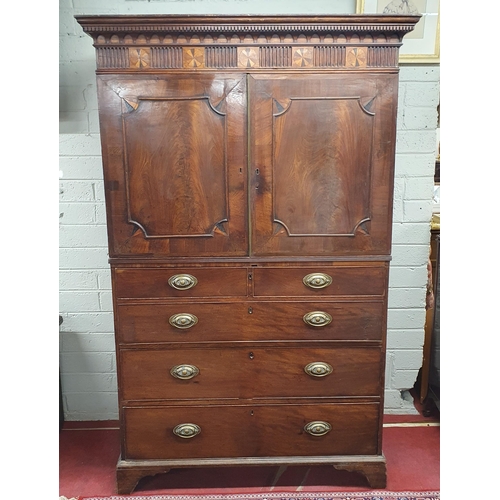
122,402,380,460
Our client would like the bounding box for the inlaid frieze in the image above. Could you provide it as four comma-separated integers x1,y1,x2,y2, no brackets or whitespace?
80,15,418,71
95,44,402,70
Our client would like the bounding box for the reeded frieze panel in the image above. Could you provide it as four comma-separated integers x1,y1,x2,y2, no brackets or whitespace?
96,44,399,70
77,15,419,70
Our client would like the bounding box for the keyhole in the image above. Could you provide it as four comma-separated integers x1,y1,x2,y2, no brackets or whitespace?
249,352,254,360
250,410,254,416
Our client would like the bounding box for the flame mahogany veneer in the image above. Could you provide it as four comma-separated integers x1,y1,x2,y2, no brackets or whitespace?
77,14,419,494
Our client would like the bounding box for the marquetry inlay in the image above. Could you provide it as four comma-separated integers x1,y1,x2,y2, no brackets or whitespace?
237,47,259,68
182,47,205,68
79,14,419,71
346,47,367,68
129,48,151,68
292,47,314,68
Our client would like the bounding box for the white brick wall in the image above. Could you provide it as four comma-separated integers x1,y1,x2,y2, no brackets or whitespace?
59,0,439,420
386,65,439,413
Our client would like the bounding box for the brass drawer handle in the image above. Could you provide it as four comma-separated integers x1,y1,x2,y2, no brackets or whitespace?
303,311,332,327
304,421,332,437
303,273,332,289
168,274,198,290
173,423,201,439
169,313,198,329
170,364,200,380
304,362,333,377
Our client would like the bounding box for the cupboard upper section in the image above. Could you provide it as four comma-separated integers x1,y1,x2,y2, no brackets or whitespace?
76,15,419,73
78,16,420,259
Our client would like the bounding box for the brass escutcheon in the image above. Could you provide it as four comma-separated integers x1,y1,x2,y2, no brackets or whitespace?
173,423,201,439
168,274,198,290
169,313,198,329
303,311,332,327
170,364,200,380
304,421,332,436
304,361,333,377
303,272,333,289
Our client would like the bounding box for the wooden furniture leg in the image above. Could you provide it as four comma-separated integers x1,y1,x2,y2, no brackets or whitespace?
116,459,171,494
333,458,387,488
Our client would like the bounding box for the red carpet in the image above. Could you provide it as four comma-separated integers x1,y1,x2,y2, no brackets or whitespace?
66,492,440,500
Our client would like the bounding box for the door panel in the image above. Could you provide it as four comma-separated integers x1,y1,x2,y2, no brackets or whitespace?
249,73,398,257
97,74,247,257
123,97,227,238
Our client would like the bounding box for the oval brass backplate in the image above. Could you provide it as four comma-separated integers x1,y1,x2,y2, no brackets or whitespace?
304,421,332,436
304,361,333,377
169,313,198,329
303,311,332,327
173,423,201,439
168,274,198,290
170,364,200,380
303,272,333,289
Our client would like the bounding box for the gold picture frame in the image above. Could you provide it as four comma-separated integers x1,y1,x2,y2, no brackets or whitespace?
356,0,439,63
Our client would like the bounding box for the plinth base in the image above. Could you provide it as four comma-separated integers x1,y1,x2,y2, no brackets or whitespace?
116,454,387,494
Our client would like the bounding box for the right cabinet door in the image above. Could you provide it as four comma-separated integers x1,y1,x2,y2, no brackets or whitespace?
249,73,398,257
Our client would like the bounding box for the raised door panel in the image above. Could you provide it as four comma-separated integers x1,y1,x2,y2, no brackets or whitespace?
249,73,398,256
96,74,247,257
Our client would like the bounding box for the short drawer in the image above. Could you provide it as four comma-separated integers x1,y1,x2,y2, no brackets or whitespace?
120,346,382,401
116,301,385,343
113,267,248,299
123,402,380,460
253,266,386,297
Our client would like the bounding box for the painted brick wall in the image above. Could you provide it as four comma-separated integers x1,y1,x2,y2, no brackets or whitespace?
59,0,439,420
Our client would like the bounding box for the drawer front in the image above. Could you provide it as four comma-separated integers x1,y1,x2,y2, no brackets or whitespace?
113,267,248,299
120,346,382,401
253,266,386,297
116,301,385,343
123,402,380,459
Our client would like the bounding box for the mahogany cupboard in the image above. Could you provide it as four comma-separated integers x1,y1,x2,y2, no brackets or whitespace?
76,15,419,494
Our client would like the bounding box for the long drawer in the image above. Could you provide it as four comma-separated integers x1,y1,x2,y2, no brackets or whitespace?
116,300,385,343
120,346,382,401
253,266,386,297
123,402,380,460
114,267,248,299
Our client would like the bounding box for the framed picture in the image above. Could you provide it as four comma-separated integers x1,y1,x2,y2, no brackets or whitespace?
356,0,439,63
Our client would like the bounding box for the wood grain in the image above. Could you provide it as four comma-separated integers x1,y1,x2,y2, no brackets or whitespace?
123,402,380,460
250,73,397,257
115,300,386,344
96,73,247,257
113,267,248,299
120,346,382,400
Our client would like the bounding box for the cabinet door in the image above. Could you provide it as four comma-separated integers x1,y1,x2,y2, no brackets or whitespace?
97,74,247,257
249,73,398,257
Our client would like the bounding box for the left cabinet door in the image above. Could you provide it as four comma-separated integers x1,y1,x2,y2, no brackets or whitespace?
97,74,248,257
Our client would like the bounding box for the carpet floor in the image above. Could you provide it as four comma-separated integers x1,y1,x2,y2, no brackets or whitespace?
61,491,440,500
